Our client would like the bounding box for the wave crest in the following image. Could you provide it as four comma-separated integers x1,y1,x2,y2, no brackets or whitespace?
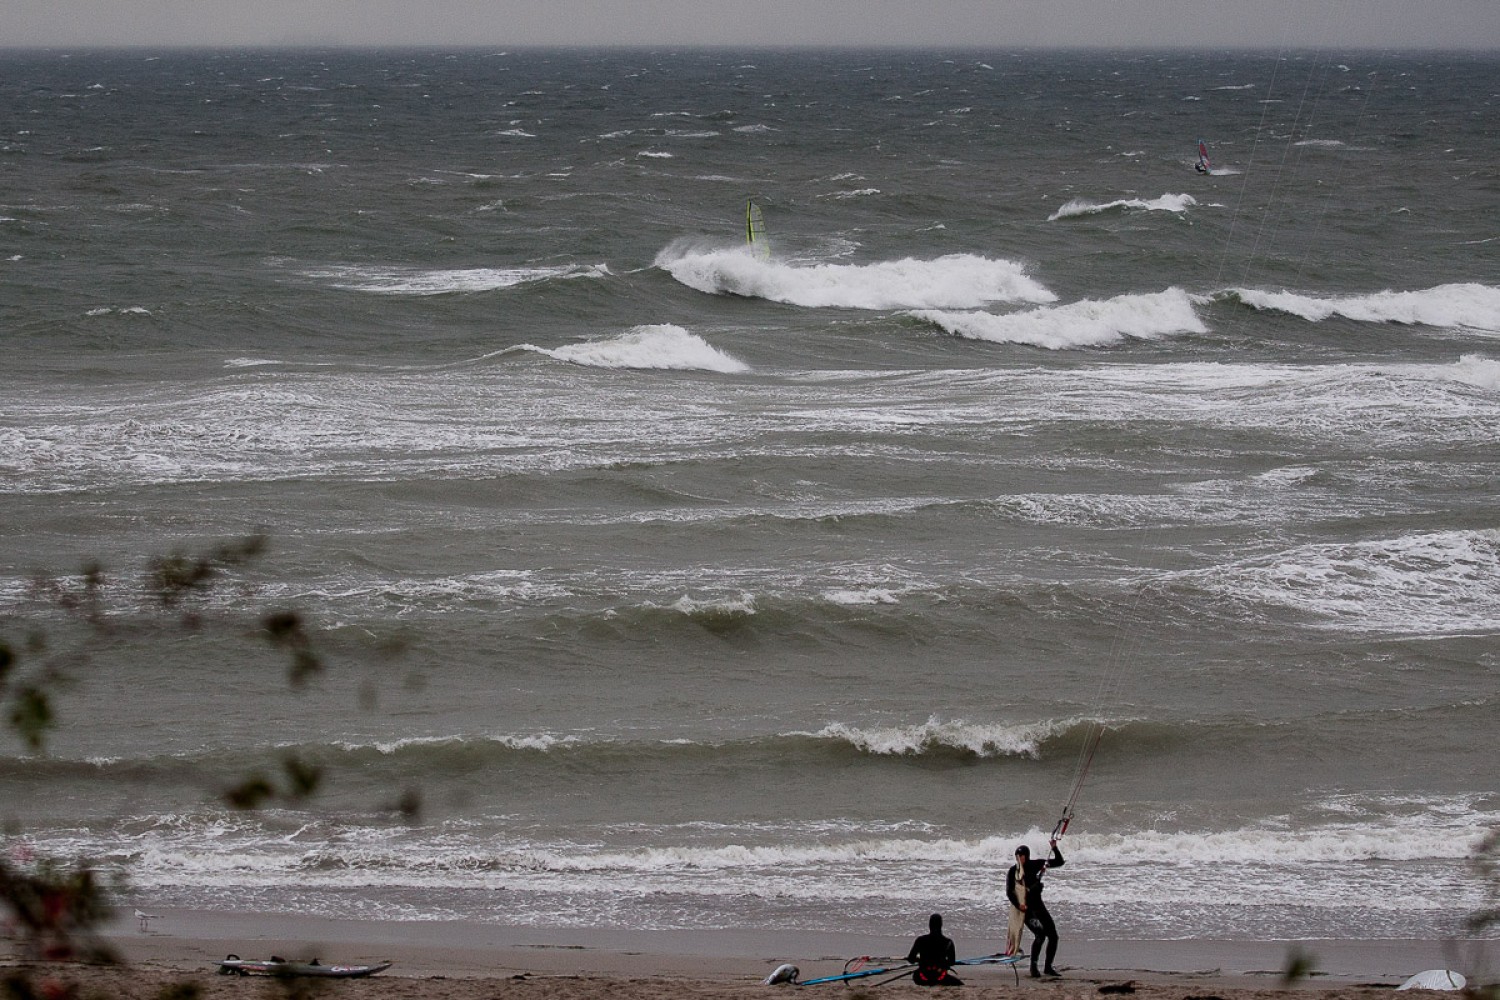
1230,283,1500,331
1180,528,1500,634
1451,353,1500,389
1048,193,1198,221
655,244,1055,310
523,324,749,372
306,263,609,296
808,716,1063,758
910,288,1206,349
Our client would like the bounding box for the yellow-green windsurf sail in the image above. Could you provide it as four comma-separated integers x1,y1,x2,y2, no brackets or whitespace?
745,199,770,260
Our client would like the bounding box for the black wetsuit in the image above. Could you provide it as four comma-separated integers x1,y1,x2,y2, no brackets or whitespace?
1007,844,1064,975
907,919,963,987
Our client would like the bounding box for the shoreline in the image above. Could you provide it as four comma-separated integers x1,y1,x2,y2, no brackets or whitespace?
4,907,1486,997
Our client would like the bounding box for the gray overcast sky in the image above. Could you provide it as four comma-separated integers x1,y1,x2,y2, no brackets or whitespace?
3,0,1499,50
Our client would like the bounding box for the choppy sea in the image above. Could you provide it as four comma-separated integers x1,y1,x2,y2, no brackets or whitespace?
2,48,1497,947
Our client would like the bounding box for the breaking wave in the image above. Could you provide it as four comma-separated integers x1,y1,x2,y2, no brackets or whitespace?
806,716,1063,757
1449,353,1500,389
1230,283,1500,332
1048,193,1198,221
910,288,1206,349
306,262,610,295
1177,528,1500,634
655,244,1055,310
521,324,749,372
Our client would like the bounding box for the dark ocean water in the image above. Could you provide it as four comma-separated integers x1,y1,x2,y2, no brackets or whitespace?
2,48,1497,946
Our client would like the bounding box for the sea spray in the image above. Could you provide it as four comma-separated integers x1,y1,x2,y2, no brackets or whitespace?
1048,193,1199,221
1231,283,1500,331
305,263,610,295
655,244,1056,310
525,324,750,372
910,288,1206,349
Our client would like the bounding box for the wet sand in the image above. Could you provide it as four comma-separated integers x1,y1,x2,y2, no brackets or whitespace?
1,908,1488,999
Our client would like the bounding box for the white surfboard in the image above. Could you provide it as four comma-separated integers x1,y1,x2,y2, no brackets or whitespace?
1397,970,1466,991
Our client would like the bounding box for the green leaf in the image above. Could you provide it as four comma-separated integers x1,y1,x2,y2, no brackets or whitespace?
8,686,56,753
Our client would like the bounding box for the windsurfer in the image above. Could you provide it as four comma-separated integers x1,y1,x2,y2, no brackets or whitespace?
906,913,963,986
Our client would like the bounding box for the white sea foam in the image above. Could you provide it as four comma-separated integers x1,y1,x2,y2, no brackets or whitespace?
656,244,1055,310
669,592,757,616
308,262,608,295
523,324,749,373
809,716,1060,757
911,288,1206,349
1233,283,1500,332
75,796,1490,904
336,733,579,754
1048,193,1197,221
1182,528,1500,634
1449,353,1500,389
821,587,901,605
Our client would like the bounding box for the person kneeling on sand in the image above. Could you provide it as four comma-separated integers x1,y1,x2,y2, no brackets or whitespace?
907,912,963,986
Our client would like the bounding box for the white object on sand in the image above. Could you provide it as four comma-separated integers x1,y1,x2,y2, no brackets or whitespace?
764,963,800,985
1397,970,1466,991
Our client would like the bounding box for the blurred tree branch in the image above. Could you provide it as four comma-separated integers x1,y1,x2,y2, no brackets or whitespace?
0,535,372,990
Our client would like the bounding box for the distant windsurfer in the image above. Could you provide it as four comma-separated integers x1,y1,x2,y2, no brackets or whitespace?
906,913,963,986
1007,841,1064,978
1194,160,1209,174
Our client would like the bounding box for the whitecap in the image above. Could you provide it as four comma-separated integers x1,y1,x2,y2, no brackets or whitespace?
1049,193,1198,221
808,716,1060,757
1180,528,1500,634
821,588,901,606
525,324,749,373
656,244,1055,310
308,262,608,295
911,288,1205,349
1232,283,1500,332
1448,354,1500,389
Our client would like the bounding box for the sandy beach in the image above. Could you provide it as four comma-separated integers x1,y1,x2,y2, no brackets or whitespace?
4,908,1489,1000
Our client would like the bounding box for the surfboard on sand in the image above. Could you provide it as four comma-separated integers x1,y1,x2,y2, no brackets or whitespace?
1397,970,1467,991
215,955,392,978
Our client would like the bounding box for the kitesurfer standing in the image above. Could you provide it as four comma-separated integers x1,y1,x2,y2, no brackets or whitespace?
906,913,963,986
1007,841,1065,978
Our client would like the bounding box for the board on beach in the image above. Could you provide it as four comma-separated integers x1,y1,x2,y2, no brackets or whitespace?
956,952,1025,967
794,953,1023,986
215,955,392,978
795,961,914,986
1397,970,1467,991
